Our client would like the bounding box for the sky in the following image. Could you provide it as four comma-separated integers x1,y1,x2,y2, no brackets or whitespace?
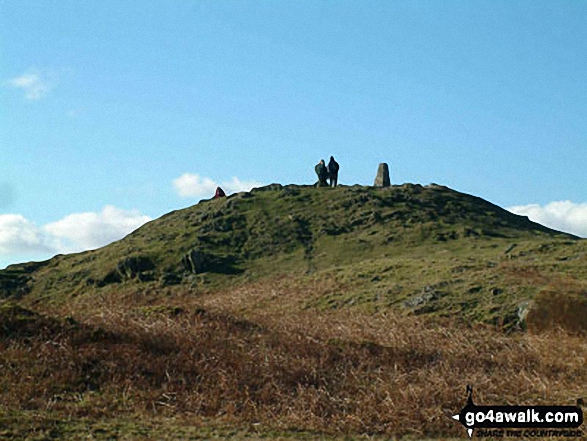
1,0,587,268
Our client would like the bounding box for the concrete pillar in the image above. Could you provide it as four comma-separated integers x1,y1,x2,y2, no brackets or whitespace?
374,163,391,187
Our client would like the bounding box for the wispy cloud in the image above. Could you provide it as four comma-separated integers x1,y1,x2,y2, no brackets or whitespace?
173,173,263,198
508,201,587,238
5,70,54,100
0,206,151,260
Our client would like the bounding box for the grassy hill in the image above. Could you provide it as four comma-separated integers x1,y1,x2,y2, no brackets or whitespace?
1,183,586,439
1,183,585,328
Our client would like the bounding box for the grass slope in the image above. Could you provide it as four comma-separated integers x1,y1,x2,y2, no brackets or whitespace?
1,184,587,439
1,300,585,439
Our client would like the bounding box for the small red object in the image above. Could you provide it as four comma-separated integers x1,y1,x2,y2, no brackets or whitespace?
214,187,226,198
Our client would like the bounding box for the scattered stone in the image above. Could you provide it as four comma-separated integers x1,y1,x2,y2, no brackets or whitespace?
517,300,532,327
403,285,437,308
491,287,503,296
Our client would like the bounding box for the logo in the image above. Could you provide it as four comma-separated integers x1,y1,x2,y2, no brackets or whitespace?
452,386,584,438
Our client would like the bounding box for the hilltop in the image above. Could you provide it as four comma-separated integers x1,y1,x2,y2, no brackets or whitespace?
1,183,585,330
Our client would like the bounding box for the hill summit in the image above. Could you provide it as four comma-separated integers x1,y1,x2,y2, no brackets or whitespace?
1,183,584,329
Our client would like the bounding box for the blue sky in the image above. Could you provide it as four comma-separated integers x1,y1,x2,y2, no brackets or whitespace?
1,1,587,268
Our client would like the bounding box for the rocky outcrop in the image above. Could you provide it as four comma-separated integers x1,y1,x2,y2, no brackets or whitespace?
116,256,155,279
0,261,48,298
97,256,156,286
0,271,31,299
182,249,241,275
403,284,447,315
182,249,212,274
160,272,182,286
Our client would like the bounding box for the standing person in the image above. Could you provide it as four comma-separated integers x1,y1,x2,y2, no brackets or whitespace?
315,159,328,187
327,156,339,187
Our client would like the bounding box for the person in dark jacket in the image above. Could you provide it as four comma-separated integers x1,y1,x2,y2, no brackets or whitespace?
327,156,339,187
214,187,226,198
315,159,328,187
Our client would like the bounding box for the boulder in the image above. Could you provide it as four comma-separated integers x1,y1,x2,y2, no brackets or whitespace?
182,249,242,275
182,249,212,274
403,285,437,308
115,256,155,279
160,272,182,286
97,256,155,286
374,163,391,187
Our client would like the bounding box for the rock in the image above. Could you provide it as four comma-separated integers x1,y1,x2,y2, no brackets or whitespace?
374,163,391,187
4,260,50,274
97,271,121,287
97,256,155,287
517,300,531,326
250,183,282,194
182,249,211,274
181,249,241,275
0,260,51,298
0,272,31,298
282,185,301,196
403,285,437,308
160,272,182,286
115,256,155,280
491,287,503,296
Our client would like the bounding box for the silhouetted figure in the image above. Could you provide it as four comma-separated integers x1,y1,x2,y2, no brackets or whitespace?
214,187,226,198
315,159,328,187
327,156,339,187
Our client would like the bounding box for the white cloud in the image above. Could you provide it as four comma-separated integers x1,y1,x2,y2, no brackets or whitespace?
5,71,53,100
173,173,218,198
223,176,264,194
508,201,587,238
0,214,56,255
44,206,152,252
0,206,151,261
173,173,262,198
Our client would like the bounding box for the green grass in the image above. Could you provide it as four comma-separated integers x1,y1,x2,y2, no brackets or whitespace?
2,183,584,332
